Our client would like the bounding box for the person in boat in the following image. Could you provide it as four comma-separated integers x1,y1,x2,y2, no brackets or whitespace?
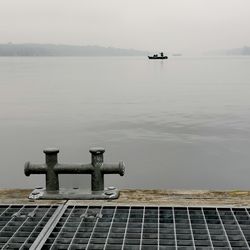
160,52,164,57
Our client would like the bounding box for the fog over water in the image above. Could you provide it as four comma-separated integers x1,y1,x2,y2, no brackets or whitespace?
0,56,250,189
1,0,250,54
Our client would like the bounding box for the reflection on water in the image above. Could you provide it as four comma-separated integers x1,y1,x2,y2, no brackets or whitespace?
0,56,250,189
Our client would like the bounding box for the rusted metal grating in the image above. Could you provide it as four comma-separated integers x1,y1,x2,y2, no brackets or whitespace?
40,206,250,250
0,204,58,249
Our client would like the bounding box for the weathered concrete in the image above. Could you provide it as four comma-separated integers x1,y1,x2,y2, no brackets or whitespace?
0,189,64,205
1,189,250,207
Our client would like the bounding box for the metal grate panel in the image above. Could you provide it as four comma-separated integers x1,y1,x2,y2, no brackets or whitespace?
0,204,58,249
41,206,250,250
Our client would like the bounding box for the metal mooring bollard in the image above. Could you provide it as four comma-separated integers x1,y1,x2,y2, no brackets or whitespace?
24,147,125,200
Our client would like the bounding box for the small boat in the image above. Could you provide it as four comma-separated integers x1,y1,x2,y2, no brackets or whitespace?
148,52,168,59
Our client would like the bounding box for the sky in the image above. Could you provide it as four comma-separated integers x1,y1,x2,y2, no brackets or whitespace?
0,0,250,54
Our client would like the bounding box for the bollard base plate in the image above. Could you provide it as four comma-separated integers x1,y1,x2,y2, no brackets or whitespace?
28,187,120,200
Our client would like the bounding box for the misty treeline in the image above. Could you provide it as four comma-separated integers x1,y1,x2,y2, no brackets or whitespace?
0,43,149,56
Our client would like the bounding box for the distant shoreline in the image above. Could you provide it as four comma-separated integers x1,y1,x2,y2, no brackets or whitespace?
0,43,149,57
0,55,147,57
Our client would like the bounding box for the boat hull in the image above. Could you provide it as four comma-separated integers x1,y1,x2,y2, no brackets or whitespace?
148,56,168,59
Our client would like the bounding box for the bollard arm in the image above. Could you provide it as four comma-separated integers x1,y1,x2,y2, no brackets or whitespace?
119,161,125,176
24,162,47,176
54,163,94,174
101,161,125,176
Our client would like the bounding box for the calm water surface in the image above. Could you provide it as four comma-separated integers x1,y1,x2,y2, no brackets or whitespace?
0,56,250,189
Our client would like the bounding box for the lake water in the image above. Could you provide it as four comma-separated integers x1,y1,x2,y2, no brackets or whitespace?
0,56,250,190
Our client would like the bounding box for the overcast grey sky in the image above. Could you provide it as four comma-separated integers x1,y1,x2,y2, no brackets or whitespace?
0,0,249,53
